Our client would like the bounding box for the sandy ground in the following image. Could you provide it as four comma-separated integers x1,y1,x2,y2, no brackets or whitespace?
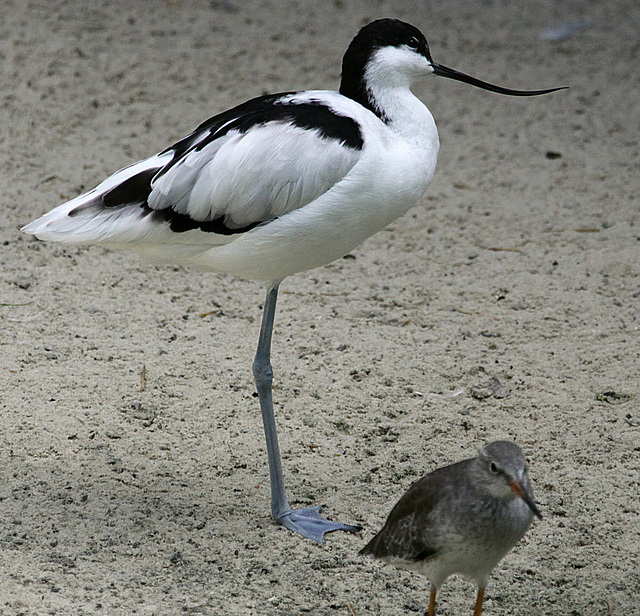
1,0,638,615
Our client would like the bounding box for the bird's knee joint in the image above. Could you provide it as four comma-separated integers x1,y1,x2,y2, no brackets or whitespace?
252,359,273,388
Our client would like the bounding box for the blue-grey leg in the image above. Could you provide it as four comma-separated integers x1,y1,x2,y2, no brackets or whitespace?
252,284,362,543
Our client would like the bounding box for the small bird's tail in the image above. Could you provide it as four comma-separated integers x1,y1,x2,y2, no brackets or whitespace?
358,534,379,556
22,154,170,244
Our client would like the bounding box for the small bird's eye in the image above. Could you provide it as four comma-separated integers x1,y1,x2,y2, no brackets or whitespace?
407,36,420,49
489,462,499,474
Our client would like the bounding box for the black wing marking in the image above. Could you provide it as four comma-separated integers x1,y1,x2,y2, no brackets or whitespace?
101,93,364,235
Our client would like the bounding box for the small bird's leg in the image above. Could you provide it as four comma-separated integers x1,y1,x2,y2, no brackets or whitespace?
426,585,437,616
472,587,485,616
252,284,361,542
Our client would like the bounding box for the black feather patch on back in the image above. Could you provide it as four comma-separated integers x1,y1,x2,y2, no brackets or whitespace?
81,93,362,235
158,93,364,180
101,168,157,208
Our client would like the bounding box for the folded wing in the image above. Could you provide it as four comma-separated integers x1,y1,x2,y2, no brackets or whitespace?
23,93,363,249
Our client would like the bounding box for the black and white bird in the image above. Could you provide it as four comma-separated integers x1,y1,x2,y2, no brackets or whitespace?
360,441,542,616
23,19,563,542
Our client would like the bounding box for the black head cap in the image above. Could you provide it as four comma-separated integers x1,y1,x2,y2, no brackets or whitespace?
346,19,432,61
340,19,431,117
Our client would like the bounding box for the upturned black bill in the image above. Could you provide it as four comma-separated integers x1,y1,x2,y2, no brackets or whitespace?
432,62,567,96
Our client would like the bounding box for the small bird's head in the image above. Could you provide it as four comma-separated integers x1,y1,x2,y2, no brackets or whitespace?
477,441,543,520
342,19,566,98
341,19,434,93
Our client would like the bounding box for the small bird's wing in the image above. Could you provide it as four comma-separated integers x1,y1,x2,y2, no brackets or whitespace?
360,460,472,563
22,92,363,246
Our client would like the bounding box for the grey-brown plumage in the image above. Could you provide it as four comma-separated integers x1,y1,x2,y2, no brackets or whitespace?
360,441,542,616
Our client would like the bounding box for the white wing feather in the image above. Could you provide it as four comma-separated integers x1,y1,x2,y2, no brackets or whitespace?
21,154,171,243
149,122,360,228
23,117,361,245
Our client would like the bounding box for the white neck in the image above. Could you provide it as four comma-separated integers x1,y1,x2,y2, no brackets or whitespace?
363,47,439,146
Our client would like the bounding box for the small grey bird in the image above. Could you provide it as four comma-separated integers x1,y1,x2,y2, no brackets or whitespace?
360,441,542,616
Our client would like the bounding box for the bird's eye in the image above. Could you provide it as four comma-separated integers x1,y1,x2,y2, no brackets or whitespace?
489,462,499,474
407,36,420,49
